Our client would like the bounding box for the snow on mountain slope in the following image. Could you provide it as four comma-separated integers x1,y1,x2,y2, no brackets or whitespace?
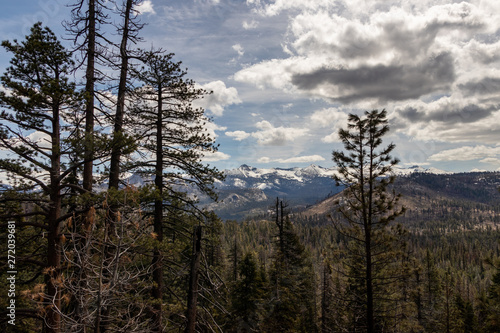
219,164,448,191
206,164,451,220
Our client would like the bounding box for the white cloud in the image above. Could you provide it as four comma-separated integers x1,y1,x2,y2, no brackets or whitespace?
232,44,244,57
309,108,349,143
480,157,500,164
429,145,500,162
237,0,500,108
204,121,227,139
276,155,325,163
393,95,500,144
234,56,322,92
194,81,241,116
27,131,51,148
225,130,250,141
258,156,271,163
137,0,155,15
202,151,230,162
224,121,308,145
242,20,259,30
257,155,326,164
251,120,308,146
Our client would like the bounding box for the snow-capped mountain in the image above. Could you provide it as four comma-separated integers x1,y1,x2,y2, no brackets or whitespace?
221,164,337,187
205,164,449,220
392,165,452,176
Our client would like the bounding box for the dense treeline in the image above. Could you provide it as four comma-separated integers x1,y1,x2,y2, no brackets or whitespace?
219,214,500,332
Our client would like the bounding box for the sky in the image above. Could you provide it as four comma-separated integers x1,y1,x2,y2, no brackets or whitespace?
1,0,500,173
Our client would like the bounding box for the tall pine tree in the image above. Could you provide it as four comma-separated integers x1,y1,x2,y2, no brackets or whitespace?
331,109,407,333
0,23,81,333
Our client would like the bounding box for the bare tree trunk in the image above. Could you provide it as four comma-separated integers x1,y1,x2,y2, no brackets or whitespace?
152,87,164,332
185,226,202,333
47,98,63,333
46,213,62,333
108,0,132,192
365,225,374,333
321,262,330,333
82,0,95,203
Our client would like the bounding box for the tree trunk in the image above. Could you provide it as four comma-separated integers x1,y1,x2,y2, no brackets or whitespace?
152,86,164,332
108,0,132,192
365,223,374,333
185,226,202,333
46,99,62,333
82,0,95,201
321,262,330,333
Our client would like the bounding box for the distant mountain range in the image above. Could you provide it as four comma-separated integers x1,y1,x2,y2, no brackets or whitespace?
202,164,454,220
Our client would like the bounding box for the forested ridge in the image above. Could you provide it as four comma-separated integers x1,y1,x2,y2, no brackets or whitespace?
1,2,500,333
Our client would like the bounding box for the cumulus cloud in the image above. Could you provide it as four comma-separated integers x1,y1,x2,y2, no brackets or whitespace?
237,1,498,107
242,20,259,30
391,94,500,144
429,145,500,162
232,44,244,57
27,131,51,148
204,122,227,139
137,0,155,14
257,155,325,164
202,151,230,162
225,130,250,141
309,108,350,142
458,77,500,96
225,121,308,145
233,0,500,170
276,155,325,163
252,120,308,145
292,53,455,103
193,81,241,116
397,100,498,125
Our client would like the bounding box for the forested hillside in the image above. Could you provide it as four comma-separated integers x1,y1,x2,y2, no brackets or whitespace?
219,171,500,332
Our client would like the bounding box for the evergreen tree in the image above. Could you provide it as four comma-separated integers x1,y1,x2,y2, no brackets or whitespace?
229,252,266,332
130,49,224,331
263,199,318,332
0,23,81,333
65,0,112,201
331,109,406,333
485,259,500,332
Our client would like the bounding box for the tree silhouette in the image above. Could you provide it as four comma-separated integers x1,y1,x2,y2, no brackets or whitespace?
331,109,406,332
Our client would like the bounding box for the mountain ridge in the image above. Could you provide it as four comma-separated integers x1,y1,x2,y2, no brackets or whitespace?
204,164,456,220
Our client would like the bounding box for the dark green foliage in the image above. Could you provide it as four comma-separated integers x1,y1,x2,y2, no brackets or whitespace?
0,23,81,332
130,50,224,205
229,252,266,332
331,109,408,332
263,206,318,333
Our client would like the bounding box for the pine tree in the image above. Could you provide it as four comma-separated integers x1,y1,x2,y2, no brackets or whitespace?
130,50,224,331
229,252,266,332
65,0,112,201
485,259,500,331
0,23,81,333
263,199,318,332
331,109,406,333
